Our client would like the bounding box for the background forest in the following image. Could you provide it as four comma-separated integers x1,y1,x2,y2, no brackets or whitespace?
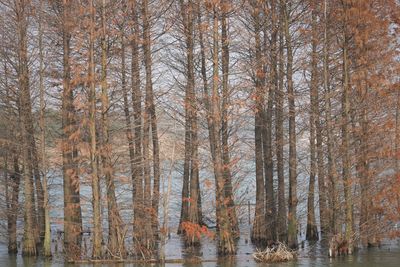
0,0,399,262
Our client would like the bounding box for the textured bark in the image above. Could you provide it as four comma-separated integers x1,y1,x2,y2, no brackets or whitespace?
315,0,328,238
284,1,298,249
38,0,51,256
8,156,21,254
178,0,202,244
14,0,37,256
60,0,82,258
264,0,277,244
211,5,235,255
142,0,156,247
130,0,144,247
221,0,239,238
341,0,354,253
276,0,287,242
88,0,102,258
306,3,318,242
100,1,125,257
322,0,338,236
251,0,266,243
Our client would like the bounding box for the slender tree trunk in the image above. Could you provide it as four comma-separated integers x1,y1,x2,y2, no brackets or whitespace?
211,4,235,255
322,0,338,236
221,0,239,238
188,0,201,234
141,0,156,247
251,0,266,243
15,0,37,256
178,0,201,244
121,31,136,211
61,0,82,258
306,3,318,241
276,0,287,242
264,0,277,244
100,0,125,257
38,0,51,256
130,0,144,247
88,0,102,258
284,1,298,249
8,156,21,254
341,0,354,253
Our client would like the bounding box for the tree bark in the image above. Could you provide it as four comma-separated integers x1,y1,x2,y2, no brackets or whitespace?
141,0,156,247
38,0,51,256
306,2,318,241
276,0,287,242
221,0,239,238
130,0,145,248
341,0,354,253
88,0,102,258
284,1,298,249
100,0,125,257
210,3,235,255
251,0,266,243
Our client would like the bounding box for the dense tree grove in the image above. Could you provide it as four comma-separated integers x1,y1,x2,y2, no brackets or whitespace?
0,0,399,262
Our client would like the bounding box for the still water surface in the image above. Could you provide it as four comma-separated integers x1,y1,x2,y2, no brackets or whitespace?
1,237,400,267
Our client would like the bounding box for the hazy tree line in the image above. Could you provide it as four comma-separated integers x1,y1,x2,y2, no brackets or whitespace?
0,0,399,261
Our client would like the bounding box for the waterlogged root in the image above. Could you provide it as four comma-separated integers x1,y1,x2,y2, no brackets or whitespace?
252,242,296,263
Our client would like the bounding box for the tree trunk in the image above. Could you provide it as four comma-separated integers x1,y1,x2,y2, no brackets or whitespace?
100,0,125,257
38,0,51,256
322,0,338,236
221,0,239,238
341,0,354,253
251,0,266,243
264,0,277,244
284,1,298,249
211,4,235,255
141,0,156,248
276,0,287,242
61,1,82,258
130,0,145,248
8,156,21,254
15,0,37,256
178,0,202,244
88,0,102,258
306,2,318,242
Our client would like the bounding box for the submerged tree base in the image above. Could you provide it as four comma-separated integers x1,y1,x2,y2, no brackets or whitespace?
253,242,296,263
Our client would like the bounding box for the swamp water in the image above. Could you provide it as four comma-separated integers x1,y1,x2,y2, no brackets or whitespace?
1,233,400,267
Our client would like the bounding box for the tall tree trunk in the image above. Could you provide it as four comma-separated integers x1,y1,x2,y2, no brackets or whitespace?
306,2,318,241
130,0,144,248
38,0,51,256
264,0,277,244
315,0,328,239
210,4,235,255
322,0,338,236
178,0,202,244
251,0,266,243
15,0,37,256
8,156,21,254
141,0,156,247
341,0,354,254
88,0,102,258
16,3,36,257
276,0,287,242
100,0,125,257
284,1,298,249
221,0,239,238
61,0,82,258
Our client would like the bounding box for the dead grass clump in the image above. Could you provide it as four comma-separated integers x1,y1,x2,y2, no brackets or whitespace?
252,242,296,263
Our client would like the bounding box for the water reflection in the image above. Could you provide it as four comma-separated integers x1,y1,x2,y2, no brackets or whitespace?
1,239,400,266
